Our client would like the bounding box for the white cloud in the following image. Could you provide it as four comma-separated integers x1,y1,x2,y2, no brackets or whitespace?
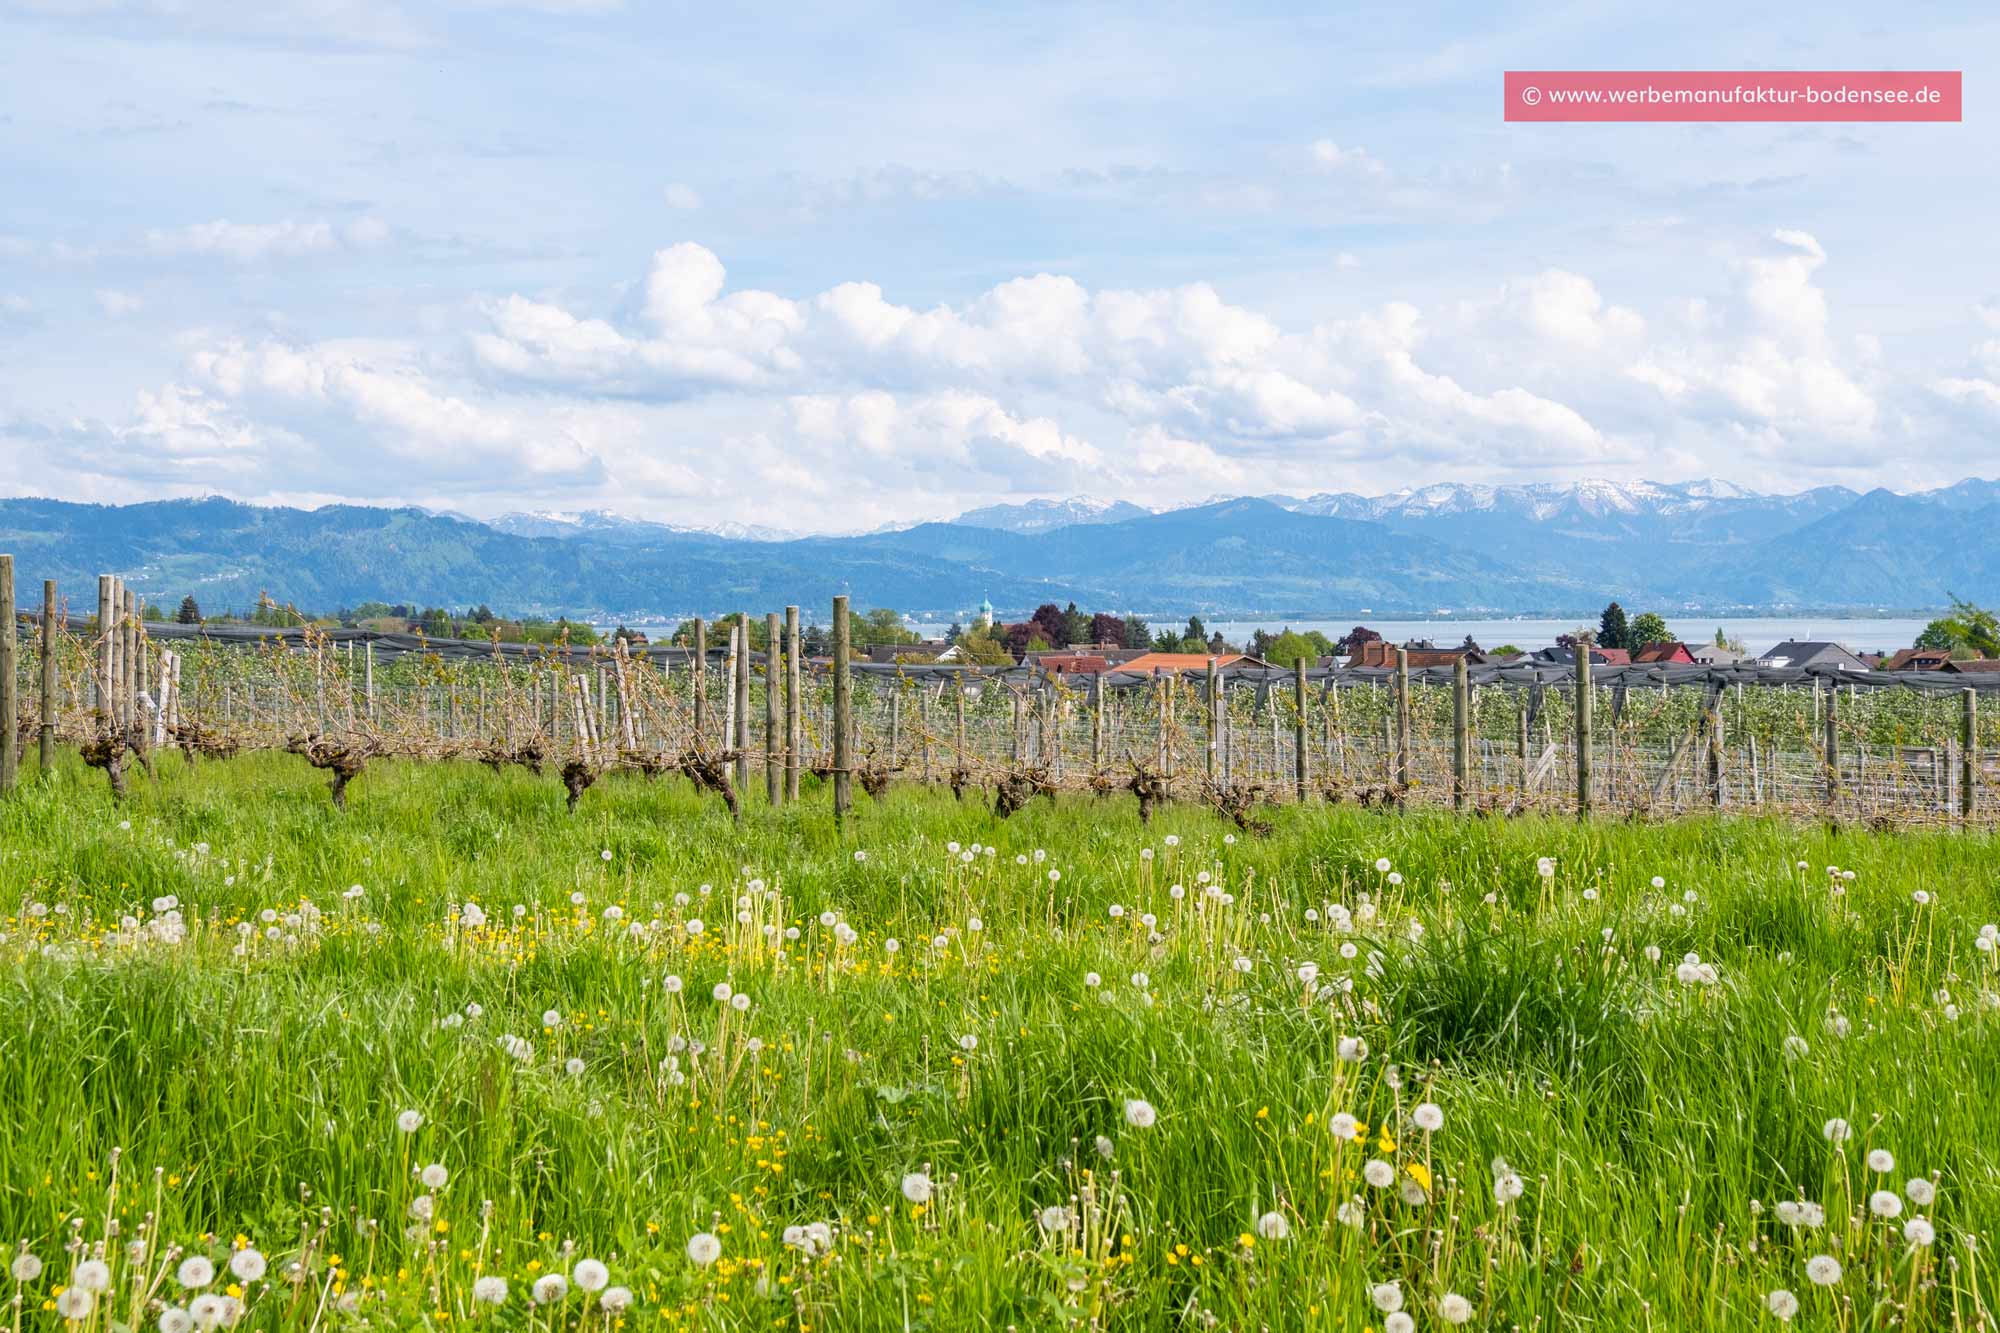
143,217,390,262
95,288,144,316
1308,139,1387,176
662,183,702,210
31,233,1921,527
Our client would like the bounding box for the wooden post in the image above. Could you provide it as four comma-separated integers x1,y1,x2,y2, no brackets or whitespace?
39,579,57,772
1574,647,1593,819
1963,689,1978,822
1092,671,1106,778
785,606,802,801
1517,700,1530,795
733,617,751,791
1706,704,1725,809
121,586,138,732
955,673,968,774
765,611,782,805
1293,657,1309,802
1451,653,1470,809
1206,657,1220,781
691,616,707,743
831,596,852,818
0,554,15,793
1823,679,1840,807
921,685,933,782
96,575,113,719
1394,647,1411,787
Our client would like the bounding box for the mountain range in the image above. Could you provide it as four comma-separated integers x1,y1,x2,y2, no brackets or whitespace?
2,478,1995,622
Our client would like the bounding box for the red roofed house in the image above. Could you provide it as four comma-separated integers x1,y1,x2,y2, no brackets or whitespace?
1347,640,1488,669
1033,652,1112,676
1117,651,1260,675
1632,642,1696,665
1880,647,1954,671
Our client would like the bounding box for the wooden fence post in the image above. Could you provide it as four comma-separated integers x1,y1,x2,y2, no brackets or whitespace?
121,586,138,732
1092,671,1105,779
1206,657,1220,781
40,579,57,772
831,596,851,818
1394,647,1411,788
1706,703,1725,809
1293,657,1309,802
785,606,802,801
0,554,15,793
1964,688,1979,822
1575,648,1593,819
1451,653,1470,809
955,673,968,774
95,576,112,720
691,616,707,743
765,611,782,805
1823,679,1840,807
733,617,751,791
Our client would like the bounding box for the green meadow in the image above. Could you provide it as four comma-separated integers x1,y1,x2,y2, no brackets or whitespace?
3,751,1998,1330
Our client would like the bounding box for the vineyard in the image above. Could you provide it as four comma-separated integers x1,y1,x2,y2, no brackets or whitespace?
8,578,1998,830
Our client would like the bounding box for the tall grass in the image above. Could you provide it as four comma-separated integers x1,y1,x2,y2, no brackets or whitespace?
2,750,1997,1329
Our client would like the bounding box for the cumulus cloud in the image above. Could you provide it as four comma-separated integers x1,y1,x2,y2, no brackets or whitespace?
30,234,1912,527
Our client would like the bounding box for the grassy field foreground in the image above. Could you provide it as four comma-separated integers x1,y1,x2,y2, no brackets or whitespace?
3,753,2000,1330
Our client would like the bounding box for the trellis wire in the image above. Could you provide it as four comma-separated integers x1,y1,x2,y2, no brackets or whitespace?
8,587,2000,828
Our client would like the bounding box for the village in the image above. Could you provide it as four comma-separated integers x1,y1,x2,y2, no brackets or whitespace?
835,597,2000,680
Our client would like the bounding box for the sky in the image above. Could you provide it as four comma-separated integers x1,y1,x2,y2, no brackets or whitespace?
1,1,1996,533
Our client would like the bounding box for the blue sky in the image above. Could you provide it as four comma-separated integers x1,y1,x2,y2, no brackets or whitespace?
2,0,1995,531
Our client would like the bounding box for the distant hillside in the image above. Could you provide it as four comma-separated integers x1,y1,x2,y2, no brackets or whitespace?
0,498,1088,619
4,478,1996,620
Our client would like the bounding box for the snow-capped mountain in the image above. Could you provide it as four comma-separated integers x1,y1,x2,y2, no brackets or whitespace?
951,496,1154,534
486,509,801,543
1285,478,1825,524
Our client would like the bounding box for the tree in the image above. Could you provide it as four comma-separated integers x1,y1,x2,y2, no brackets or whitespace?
1492,644,1523,658
1714,626,1729,648
176,595,201,624
1628,612,1670,650
944,621,964,645
1915,619,1959,651
953,628,1014,665
1183,616,1207,646
856,607,919,647
1121,614,1150,649
1338,625,1382,654
1207,630,1228,656
1029,603,1071,648
1598,602,1629,651
1089,612,1126,647
1062,602,1091,646
1262,629,1321,668
1936,596,2000,658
